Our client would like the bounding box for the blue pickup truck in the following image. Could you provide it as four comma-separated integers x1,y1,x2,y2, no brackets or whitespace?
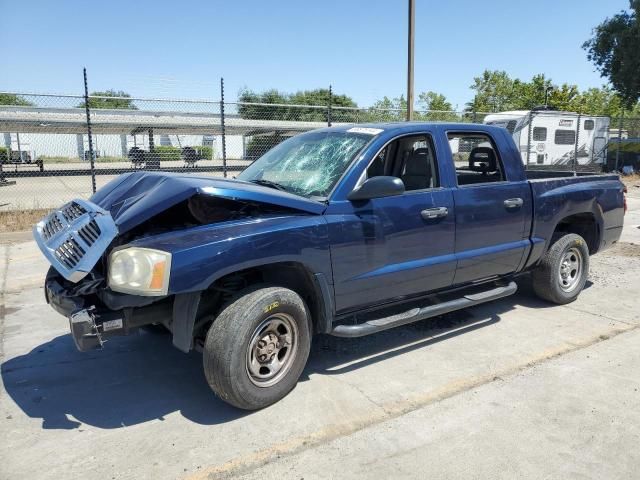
34,123,626,409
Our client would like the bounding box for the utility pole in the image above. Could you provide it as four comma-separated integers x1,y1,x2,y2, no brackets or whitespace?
406,0,415,121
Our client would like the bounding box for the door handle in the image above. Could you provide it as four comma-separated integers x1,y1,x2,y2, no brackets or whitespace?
504,198,524,209
421,207,449,220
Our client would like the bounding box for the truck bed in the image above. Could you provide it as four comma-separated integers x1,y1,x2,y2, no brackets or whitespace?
523,171,625,270
524,169,613,180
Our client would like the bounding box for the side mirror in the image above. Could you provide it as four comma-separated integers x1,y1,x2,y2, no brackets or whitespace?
347,176,405,201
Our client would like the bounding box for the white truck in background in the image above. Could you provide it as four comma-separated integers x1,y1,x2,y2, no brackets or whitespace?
484,108,609,167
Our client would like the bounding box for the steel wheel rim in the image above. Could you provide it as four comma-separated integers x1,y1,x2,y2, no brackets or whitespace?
246,313,298,388
558,247,583,293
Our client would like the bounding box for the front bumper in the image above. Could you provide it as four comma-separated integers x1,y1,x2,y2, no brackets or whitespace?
45,275,125,352
45,272,172,352
68,309,122,352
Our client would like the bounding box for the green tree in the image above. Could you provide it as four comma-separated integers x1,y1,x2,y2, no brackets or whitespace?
463,70,630,115
0,93,34,106
583,1,640,107
417,91,459,121
237,87,358,122
78,89,137,109
466,70,518,112
237,88,291,120
289,88,356,108
574,86,623,116
548,83,581,111
291,88,358,122
417,91,452,111
368,95,407,121
515,74,554,109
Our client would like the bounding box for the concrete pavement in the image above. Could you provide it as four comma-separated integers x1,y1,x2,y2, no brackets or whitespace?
232,327,640,480
0,196,638,480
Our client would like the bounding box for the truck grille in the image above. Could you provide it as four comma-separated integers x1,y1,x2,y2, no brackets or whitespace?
33,199,118,282
78,219,101,246
55,237,86,268
41,214,65,240
61,202,87,222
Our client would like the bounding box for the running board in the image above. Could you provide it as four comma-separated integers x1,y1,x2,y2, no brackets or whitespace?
330,281,517,338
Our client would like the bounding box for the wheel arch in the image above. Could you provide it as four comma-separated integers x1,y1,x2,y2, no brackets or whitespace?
549,211,601,254
197,260,334,338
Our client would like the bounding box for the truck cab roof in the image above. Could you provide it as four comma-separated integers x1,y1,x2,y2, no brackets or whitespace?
326,122,508,139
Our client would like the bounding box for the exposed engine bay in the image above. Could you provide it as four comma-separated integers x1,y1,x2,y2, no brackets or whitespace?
114,194,307,247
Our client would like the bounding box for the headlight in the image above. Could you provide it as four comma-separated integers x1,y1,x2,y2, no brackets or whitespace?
108,248,171,296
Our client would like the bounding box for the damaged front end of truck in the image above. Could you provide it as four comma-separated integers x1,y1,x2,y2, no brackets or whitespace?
34,171,328,353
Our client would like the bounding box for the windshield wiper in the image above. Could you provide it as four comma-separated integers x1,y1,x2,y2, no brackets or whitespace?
249,179,288,191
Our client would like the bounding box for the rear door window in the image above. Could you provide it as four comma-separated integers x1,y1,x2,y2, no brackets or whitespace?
447,132,505,186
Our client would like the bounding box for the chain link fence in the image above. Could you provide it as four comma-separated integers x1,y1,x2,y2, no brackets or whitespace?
1,90,639,215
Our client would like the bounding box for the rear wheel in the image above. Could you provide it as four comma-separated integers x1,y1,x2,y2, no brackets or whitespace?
532,233,589,305
203,286,312,410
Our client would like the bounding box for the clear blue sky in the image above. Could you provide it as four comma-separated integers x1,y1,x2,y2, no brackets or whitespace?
0,0,630,108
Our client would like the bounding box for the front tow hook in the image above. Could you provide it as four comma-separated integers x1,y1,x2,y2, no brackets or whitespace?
69,308,104,352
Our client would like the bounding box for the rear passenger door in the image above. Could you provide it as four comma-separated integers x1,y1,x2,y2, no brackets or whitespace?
448,131,530,285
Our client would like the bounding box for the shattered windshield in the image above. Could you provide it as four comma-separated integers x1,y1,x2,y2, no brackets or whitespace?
237,131,372,199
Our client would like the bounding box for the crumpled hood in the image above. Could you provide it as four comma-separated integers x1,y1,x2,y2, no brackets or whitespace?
90,171,326,233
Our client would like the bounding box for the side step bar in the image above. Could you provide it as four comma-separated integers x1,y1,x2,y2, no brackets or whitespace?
330,281,517,338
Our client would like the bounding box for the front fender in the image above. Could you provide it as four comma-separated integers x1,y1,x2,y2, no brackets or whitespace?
129,215,332,294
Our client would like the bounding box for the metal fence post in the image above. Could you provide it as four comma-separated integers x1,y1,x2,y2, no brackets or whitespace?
327,84,332,127
220,77,227,178
82,68,97,193
573,112,581,175
526,111,533,168
615,113,623,171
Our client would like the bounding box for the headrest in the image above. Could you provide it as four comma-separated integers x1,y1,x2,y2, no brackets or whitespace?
468,147,497,172
404,148,430,175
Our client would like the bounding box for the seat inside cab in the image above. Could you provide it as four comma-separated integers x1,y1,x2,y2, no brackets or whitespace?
448,133,505,186
365,135,437,191
455,146,503,185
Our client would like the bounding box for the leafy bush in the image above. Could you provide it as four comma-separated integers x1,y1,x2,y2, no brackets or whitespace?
0,147,8,164
607,140,640,153
0,93,33,106
194,145,213,159
153,146,182,161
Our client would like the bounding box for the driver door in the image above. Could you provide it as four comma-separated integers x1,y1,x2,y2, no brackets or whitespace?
327,133,456,314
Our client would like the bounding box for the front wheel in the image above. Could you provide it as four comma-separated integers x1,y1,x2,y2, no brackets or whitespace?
203,286,312,410
532,233,590,305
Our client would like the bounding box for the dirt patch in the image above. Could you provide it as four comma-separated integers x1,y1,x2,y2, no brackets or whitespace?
622,174,640,195
589,242,640,288
610,241,640,257
0,209,50,233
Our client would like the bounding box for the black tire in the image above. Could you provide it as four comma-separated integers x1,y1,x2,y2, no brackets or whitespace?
203,285,312,410
532,233,590,305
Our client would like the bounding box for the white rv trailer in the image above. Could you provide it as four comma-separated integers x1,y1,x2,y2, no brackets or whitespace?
483,110,609,167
